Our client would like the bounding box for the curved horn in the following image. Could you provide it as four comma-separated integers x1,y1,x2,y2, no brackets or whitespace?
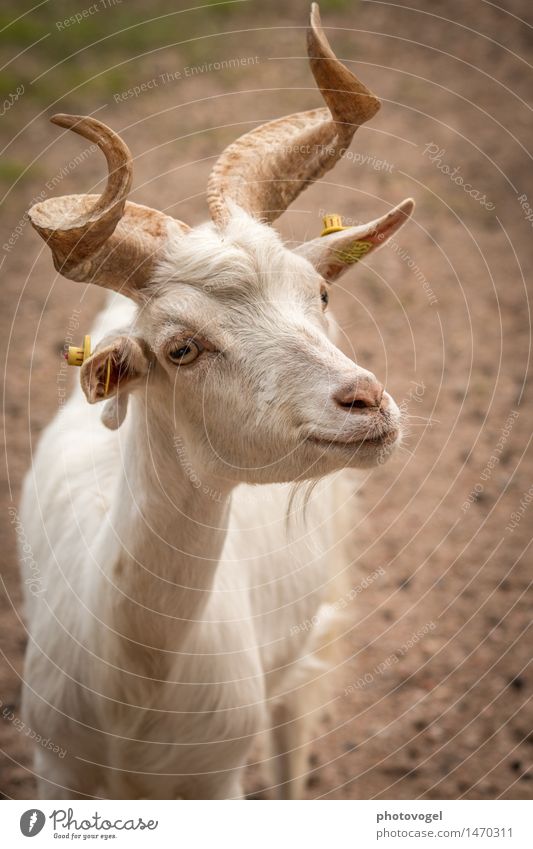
29,114,189,297
207,3,380,227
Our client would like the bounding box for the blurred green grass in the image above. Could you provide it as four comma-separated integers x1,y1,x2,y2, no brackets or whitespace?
0,159,36,183
0,0,356,107
1,1,234,105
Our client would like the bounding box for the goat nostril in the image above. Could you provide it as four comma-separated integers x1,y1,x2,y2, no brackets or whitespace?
334,380,384,412
339,398,368,410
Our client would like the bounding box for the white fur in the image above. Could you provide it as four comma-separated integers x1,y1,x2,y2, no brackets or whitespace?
20,210,402,799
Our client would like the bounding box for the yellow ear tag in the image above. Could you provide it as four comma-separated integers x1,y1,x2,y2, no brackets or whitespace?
321,213,346,236
66,335,112,398
104,357,111,396
66,335,91,366
321,214,373,264
335,241,373,264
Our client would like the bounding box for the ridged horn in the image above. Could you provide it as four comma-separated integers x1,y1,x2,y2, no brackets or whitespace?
207,3,381,227
29,114,189,297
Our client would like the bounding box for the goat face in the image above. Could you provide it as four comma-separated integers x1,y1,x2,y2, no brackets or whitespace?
115,210,403,484
29,4,415,484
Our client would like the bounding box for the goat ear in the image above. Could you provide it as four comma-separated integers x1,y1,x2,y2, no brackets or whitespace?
296,198,414,282
80,335,149,426
100,393,130,431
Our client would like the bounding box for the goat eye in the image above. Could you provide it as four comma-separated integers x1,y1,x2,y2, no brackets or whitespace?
168,340,201,365
320,287,329,307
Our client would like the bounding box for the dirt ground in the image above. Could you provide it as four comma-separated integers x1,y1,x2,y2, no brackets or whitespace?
1,0,532,800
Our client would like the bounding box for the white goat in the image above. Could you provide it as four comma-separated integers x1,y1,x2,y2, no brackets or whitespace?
20,4,414,799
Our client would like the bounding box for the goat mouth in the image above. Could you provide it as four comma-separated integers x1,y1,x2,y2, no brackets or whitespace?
306,429,399,451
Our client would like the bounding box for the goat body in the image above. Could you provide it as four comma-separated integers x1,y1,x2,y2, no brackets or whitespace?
21,293,348,799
